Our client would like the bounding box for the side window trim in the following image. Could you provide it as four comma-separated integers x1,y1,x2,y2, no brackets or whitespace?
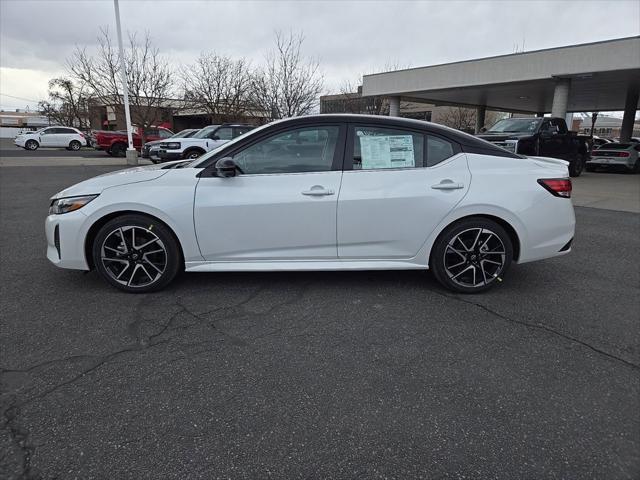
344,123,427,171
199,123,347,177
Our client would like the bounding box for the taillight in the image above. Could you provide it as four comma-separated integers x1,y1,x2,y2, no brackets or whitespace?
538,178,572,198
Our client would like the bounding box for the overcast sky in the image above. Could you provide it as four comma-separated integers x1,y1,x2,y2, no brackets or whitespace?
0,0,638,111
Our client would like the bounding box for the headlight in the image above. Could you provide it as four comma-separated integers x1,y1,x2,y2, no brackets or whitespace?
49,195,98,215
161,142,181,149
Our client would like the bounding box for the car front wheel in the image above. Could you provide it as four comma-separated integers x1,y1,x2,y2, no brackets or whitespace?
430,218,513,293
92,214,182,293
25,140,39,150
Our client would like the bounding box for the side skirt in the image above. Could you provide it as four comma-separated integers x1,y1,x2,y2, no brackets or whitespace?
185,259,427,273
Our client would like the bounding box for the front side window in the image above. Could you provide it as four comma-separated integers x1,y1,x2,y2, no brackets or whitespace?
233,126,340,175
352,126,424,170
193,126,218,139
158,129,173,138
213,127,233,140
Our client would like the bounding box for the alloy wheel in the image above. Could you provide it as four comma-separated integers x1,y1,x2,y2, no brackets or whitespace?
443,227,506,288
100,225,167,288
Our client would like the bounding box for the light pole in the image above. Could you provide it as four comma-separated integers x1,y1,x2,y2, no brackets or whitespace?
113,0,138,165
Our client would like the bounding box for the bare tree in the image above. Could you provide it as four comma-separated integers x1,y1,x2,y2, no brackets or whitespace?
331,61,411,116
68,28,174,142
435,106,505,132
250,31,324,119
434,106,477,132
182,52,252,122
38,77,91,130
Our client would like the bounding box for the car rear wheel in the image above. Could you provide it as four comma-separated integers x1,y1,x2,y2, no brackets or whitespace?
25,140,39,150
110,143,127,157
568,154,584,177
92,214,182,293
69,140,82,151
430,218,513,293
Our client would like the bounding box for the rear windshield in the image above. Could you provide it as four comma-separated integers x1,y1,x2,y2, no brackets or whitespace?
597,144,631,150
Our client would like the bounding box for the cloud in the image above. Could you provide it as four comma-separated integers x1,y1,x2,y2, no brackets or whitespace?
1,0,638,109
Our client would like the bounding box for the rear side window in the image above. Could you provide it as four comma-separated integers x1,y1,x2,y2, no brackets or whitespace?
427,135,456,166
352,126,424,170
233,127,252,137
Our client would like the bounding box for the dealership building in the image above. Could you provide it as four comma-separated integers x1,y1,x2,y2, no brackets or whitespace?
351,36,639,140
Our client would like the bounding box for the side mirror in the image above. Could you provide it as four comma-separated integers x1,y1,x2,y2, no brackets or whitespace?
215,157,241,177
211,135,220,141
479,127,487,133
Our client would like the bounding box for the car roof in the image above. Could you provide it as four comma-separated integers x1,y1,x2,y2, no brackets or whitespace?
270,114,518,158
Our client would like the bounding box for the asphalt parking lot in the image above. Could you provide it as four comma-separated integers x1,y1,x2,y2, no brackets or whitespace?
1,159,639,478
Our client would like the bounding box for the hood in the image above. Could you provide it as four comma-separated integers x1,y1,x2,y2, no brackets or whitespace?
477,133,533,142
51,162,183,199
143,139,165,147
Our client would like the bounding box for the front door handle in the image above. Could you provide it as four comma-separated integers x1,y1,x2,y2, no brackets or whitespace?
431,180,464,190
302,185,335,196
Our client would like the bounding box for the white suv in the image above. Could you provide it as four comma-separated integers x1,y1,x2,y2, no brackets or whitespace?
15,127,88,151
158,124,253,161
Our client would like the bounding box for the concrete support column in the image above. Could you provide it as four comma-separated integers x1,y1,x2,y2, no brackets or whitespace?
475,105,486,133
551,78,571,118
388,96,400,117
620,82,639,142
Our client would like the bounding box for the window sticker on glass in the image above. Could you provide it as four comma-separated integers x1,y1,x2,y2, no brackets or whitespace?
359,135,415,169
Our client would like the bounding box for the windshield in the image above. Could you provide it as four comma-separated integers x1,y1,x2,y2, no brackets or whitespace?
192,125,219,139
170,129,195,139
486,118,542,133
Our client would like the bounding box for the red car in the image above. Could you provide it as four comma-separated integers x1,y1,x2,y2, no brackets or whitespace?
92,127,174,157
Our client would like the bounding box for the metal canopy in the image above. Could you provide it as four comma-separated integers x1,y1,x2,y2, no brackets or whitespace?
362,37,640,113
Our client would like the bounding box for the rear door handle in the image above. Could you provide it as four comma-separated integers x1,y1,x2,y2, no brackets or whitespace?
431,181,464,190
302,185,335,196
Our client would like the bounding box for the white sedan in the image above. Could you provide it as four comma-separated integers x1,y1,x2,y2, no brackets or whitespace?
15,126,87,151
45,115,575,293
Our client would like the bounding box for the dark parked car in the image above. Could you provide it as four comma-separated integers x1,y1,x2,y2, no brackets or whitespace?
477,117,590,176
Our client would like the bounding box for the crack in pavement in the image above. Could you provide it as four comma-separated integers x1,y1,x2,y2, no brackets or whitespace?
432,290,640,371
0,283,309,479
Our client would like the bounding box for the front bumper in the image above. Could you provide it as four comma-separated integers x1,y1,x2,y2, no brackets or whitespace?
158,150,183,161
45,211,90,270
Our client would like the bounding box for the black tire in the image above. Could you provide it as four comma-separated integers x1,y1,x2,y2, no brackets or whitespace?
568,154,584,177
183,149,204,160
110,143,127,157
92,214,182,293
69,140,82,151
630,159,640,174
430,217,513,294
585,164,596,172
25,139,39,150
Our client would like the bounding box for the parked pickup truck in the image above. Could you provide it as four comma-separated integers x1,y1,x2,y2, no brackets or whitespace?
477,117,590,176
93,127,174,157
157,123,254,161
